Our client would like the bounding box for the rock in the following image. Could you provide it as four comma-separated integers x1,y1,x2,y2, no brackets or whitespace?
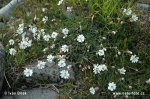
2,96,13,99
0,43,5,92
14,88,58,99
137,3,149,9
2,88,58,99
25,60,75,82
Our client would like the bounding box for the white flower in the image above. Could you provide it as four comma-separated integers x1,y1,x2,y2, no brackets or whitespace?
37,61,46,69
93,64,100,74
51,44,55,49
9,39,15,45
93,64,107,74
100,64,107,71
51,32,58,39
67,7,73,12
58,59,66,67
130,55,139,63
62,28,69,35
61,45,69,53
23,68,33,77
89,87,95,95
57,0,63,5
29,25,37,34
42,8,47,12
60,70,70,79
29,25,37,39
42,16,48,24
47,54,54,63
19,41,27,49
118,67,126,75
40,29,45,35
97,49,105,56
146,78,150,84
130,14,138,22
43,34,51,41
112,31,117,35
9,48,16,56
43,47,49,52
62,28,69,38
123,8,132,16
17,23,24,34
77,34,85,43
108,82,116,91
19,38,32,49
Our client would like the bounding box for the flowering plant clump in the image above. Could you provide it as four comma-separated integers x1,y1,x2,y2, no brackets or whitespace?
2,0,149,98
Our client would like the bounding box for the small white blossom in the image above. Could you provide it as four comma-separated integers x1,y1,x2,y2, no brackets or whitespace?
61,45,69,53
17,23,24,34
40,29,45,35
118,51,121,55
29,25,37,39
77,34,85,43
62,28,69,35
60,70,70,79
58,59,66,67
47,54,54,63
9,39,15,45
43,34,51,41
102,37,106,40
146,78,150,84
51,32,58,39
29,25,37,34
93,64,107,74
118,67,126,75
42,8,47,12
43,47,49,52
100,64,108,71
67,65,72,70
67,7,73,12
108,82,116,91
19,38,32,49
9,48,16,56
37,61,46,69
23,68,33,77
42,16,48,24
130,14,138,22
112,31,117,35
130,55,139,63
93,64,100,74
97,49,105,56
51,44,55,49
57,0,63,5
89,87,95,95
123,8,132,16
128,85,132,89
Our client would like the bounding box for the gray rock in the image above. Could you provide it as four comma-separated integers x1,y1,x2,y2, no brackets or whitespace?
14,88,58,99
2,96,13,99
2,88,58,99
137,3,149,9
0,43,4,92
25,60,75,82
